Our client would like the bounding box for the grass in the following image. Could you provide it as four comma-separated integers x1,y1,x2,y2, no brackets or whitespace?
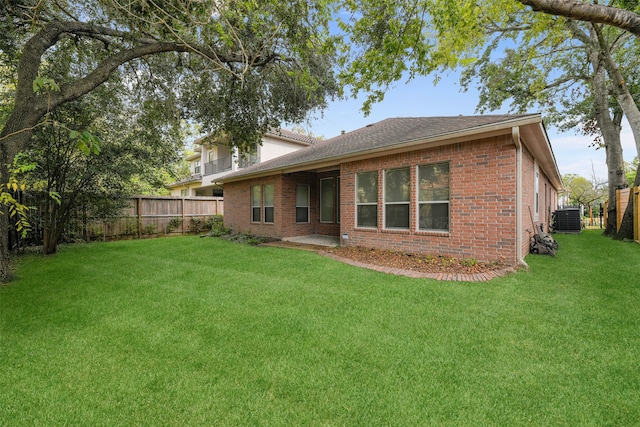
1,230,639,425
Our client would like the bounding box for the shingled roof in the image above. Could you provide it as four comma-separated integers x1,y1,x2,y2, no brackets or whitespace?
220,114,544,182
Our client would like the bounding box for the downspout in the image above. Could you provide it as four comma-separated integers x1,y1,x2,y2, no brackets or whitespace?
513,126,528,268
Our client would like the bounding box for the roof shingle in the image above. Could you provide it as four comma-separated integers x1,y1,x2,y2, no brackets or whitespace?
220,114,540,181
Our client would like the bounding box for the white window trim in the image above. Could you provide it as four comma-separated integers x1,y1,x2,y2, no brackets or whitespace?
383,168,410,230
251,185,261,223
263,184,274,224
534,162,540,221
320,177,334,223
296,184,310,224
355,172,378,228
416,163,450,232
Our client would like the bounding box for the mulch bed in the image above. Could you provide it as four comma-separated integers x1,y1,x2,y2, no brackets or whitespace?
326,246,508,275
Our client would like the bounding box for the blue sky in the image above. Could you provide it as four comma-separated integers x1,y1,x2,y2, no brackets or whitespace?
304,72,637,181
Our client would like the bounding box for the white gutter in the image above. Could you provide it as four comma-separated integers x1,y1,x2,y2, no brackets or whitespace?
513,126,528,268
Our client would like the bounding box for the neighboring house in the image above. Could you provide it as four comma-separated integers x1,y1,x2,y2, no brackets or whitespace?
167,129,318,197
219,114,563,266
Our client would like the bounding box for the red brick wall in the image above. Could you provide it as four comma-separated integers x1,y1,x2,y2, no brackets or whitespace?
224,171,340,238
223,176,283,238
224,133,558,265
340,135,518,264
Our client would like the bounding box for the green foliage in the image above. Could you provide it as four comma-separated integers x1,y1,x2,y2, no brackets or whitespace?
166,217,183,233
562,173,607,206
205,214,229,237
142,223,157,235
32,75,60,93
0,154,39,238
220,231,276,245
626,157,639,187
190,217,203,233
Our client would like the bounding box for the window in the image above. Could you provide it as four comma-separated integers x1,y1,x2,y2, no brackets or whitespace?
296,184,309,223
180,189,189,197
356,171,378,227
535,164,540,216
320,178,334,223
251,185,261,223
239,147,259,169
418,163,450,231
264,184,274,224
208,147,217,163
194,160,201,175
336,177,341,224
384,168,410,229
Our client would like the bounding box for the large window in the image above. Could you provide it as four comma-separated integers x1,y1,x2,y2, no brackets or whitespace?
320,178,334,223
384,168,410,229
264,184,274,223
296,184,309,223
356,171,378,227
251,185,261,223
418,163,450,231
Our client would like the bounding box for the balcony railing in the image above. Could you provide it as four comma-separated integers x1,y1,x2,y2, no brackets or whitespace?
204,156,232,176
238,154,259,169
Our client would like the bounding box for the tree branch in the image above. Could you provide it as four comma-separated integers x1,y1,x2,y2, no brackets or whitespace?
517,0,640,36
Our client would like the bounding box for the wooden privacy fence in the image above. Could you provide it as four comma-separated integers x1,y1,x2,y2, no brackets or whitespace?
90,196,223,240
25,195,223,244
610,187,640,243
123,196,223,239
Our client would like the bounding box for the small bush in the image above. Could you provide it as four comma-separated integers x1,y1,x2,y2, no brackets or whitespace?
191,217,203,233
220,231,277,246
166,217,183,233
142,223,157,235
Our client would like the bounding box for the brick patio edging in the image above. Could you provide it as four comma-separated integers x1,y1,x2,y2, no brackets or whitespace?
318,251,519,282
260,241,519,282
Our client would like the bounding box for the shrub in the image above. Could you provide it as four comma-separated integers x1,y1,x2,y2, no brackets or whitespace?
166,217,183,233
191,217,203,233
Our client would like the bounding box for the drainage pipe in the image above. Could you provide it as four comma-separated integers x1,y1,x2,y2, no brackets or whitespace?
512,126,529,268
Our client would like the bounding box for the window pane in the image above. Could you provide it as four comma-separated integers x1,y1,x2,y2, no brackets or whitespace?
264,184,274,206
418,163,449,202
357,171,378,203
385,168,410,203
419,203,449,231
252,207,261,223
320,178,334,222
385,204,409,229
251,186,261,206
296,184,309,206
357,205,377,227
264,207,274,223
296,207,309,223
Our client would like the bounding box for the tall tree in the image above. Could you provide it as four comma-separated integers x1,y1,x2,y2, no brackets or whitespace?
459,13,632,234
337,0,640,237
0,0,339,280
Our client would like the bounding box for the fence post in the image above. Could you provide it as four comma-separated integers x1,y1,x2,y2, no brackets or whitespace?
137,197,142,240
634,186,639,243
181,197,185,235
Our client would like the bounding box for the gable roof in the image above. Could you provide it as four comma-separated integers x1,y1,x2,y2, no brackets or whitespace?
220,114,561,188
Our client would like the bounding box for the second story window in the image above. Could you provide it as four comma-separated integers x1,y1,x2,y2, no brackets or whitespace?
194,160,201,175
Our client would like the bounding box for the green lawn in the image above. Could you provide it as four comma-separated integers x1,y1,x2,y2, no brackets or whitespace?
1,230,639,425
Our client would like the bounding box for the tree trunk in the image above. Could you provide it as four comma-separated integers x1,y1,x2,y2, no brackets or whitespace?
618,161,640,240
586,34,626,236
594,25,640,239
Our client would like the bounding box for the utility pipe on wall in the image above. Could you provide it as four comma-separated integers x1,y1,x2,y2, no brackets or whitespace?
512,126,528,267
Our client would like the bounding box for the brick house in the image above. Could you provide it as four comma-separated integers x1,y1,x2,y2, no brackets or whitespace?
220,114,563,265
